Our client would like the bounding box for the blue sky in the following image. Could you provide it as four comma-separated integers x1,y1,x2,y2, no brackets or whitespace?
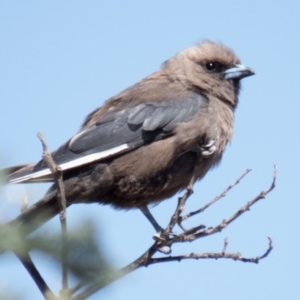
0,1,299,299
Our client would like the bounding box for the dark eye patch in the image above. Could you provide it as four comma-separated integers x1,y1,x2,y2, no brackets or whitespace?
205,61,223,73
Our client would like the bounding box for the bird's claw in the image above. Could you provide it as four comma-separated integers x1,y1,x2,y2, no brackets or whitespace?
153,231,177,254
157,246,172,254
197,139,216,156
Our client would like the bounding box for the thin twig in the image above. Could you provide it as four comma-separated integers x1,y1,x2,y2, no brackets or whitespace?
37,132,69,292
37,133,67,216
148,236,273,264
178,168,251,226
164,172,196,234
152,173,196,251
13,200,57,300
174,166,277,242
164,155,203,234
219,165,276,228
15,251,56,300
222,237,229,255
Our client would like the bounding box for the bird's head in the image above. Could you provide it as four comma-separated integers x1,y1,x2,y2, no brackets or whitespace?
164,41,254,109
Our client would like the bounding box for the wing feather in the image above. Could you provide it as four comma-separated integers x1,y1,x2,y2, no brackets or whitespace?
8,93,207,184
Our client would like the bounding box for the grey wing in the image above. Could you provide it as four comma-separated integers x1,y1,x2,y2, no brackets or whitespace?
9,93,207,183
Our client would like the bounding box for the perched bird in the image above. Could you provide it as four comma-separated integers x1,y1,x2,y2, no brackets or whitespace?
3,41,254,239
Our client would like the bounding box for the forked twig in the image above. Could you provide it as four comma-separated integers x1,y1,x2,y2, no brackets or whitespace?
73,167,276,299
178,168,252,228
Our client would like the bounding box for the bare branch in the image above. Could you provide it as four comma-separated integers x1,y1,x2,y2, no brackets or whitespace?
148,236,273,265
74,233,274,300
15,251,56,300
162,165,200,237
178,168,251,226
11,197,57,299
37,132,67,219
37,132,69,293
73,167,276,299
223,166,276,228
5,129,276,300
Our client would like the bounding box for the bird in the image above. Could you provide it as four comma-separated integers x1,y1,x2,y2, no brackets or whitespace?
2,40,254,243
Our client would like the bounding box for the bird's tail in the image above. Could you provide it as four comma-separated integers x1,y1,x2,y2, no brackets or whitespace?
1,164,30,178
2,163,54,184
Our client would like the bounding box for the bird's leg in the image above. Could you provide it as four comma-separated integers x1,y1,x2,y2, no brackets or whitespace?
196,139,216,157
139,205,171,254
140,205,164,232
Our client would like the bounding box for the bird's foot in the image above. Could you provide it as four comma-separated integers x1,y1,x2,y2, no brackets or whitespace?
153,231,178,254
197,139,216,156
157,245,172,254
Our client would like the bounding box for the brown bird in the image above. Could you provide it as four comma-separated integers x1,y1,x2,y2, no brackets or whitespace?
4,41,254,243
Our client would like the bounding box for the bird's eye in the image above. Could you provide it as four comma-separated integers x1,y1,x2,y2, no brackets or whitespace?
205,62,221,72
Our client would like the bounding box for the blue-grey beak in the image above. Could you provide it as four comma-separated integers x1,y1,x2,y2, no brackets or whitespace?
224,64,255,80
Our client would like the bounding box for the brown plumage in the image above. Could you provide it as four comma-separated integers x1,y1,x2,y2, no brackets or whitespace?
3,41,254,235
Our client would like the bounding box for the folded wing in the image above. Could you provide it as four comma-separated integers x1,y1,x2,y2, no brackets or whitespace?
8,93,207,184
